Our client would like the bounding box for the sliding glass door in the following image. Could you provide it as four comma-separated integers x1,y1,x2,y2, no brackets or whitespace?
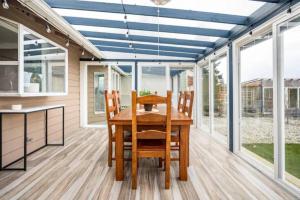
279,15,300,188
239,31,274,169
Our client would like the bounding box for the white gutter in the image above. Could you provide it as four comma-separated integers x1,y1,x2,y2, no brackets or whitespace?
17,0,105,59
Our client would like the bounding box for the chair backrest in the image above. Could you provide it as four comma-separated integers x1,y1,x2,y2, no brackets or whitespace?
132,91,172,141
112,90,121,114
104,90,118,124
183,91,194,118
177,91,185,112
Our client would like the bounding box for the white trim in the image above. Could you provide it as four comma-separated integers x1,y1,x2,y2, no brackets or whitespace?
80,62,88,127
209,57,213,135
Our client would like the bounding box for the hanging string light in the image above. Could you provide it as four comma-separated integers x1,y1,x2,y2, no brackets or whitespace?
46,24,51,33
2,0,9,9
66,37,70,47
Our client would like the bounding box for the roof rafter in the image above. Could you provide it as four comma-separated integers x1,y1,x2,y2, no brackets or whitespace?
45,0,249,25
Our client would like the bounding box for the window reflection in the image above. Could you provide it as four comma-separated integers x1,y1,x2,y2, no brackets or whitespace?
212,55,228,142
23,30,66,93
0,18,18,93
202,65,210,129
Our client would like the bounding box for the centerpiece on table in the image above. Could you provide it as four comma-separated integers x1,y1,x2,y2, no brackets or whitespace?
139,89,156,111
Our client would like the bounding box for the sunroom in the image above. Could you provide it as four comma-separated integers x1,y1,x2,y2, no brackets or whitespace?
0,0,299,199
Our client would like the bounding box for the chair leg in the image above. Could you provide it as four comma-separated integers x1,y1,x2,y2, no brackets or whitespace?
132,154,137,189
187,129,190,167
108,134,112,167
165,156,170,189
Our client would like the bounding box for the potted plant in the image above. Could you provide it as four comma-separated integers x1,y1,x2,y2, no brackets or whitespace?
139,89,153,111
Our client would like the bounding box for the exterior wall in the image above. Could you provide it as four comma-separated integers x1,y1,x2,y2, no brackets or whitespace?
0,3,83,166
87,65,108,125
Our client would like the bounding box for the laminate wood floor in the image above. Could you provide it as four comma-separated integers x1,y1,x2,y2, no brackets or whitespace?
0,128,298,200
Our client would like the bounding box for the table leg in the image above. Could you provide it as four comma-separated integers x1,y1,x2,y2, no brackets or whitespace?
115,125,124,181
187,126,190,167
24,114,27,171
0,114,2,170
179,125,188,181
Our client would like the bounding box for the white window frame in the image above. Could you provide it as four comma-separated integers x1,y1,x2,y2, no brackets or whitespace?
0,17,68,97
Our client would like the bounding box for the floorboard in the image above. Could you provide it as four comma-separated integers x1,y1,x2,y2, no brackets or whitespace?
0,128,297,200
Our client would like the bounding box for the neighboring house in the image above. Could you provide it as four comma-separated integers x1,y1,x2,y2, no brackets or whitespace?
241,78,300,116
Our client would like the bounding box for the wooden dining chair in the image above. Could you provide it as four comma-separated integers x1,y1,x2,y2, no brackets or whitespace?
171,91,194,166
131,90,172,189
105,90,131,167
177,91,185,112
112,90,121,114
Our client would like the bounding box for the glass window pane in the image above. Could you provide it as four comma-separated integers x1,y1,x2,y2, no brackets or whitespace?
240,31,274,168
169,66,194,107
0,18,18,61
118,65,132,109
141,66,166,96
202,65,210,129
94,73,105,112
280,15,300,188
0,65,18,93
23,30,66,93
213,55,228,142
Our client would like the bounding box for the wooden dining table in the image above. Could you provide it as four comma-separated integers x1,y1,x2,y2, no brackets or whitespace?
110,106,193,181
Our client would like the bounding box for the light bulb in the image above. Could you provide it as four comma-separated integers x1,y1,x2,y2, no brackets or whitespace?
92,56,95,61
46,24,51,33
2,0,9,9
129,43,133,48
81,49,85,56
66,39,70,47
124,15,127,23
125,30,129,38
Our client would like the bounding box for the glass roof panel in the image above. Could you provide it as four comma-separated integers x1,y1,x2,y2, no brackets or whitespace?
82,0,265,16
87,37,206,49
101,51,195,60
73,25,220,42
54,8,235,30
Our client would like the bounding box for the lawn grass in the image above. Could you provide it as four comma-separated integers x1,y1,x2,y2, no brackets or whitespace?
243,143,300,179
